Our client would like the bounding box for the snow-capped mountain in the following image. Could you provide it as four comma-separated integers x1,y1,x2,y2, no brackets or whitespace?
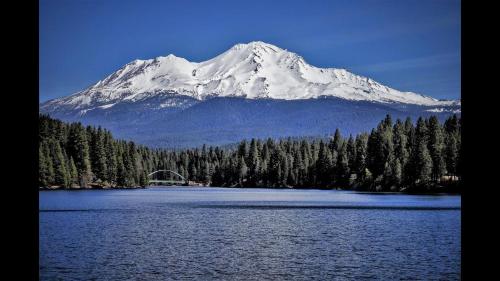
40,41,460,148
41,41,458,113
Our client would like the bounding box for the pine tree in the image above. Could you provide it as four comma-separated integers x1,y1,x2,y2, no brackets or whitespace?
316,141,333,187
105,133,118,185
380,115,394,170
393,119,409,167
247,138,260,186
392,158,403,188
417,144,433,187
269,146,286,187
336,142,350,187
39,144,49,187
299,140,311,187
354,133,368,176
280,151,290,187
68,157,78,187
90,127,108,182
116,146,127,187
43,142,55,186
428,116,446,182
346,135,356,175
67,124,92,187
330,128,343,154
367,128,378,174
238,140,248,159
139,171,148,187
444,132,458,177
382,156,394,190
444,115,460,178
51,140,69,187
413,117,433,187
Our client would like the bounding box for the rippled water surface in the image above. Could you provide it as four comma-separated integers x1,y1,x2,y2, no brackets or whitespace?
40,187,461,280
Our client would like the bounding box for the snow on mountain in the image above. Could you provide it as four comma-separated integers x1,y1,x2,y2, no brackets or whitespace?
41,41,459,113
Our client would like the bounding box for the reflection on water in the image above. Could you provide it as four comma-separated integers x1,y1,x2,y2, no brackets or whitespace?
40,187,461,280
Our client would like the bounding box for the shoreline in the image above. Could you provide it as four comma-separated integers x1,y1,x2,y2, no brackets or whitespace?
39,185,461,195
39,186,146,191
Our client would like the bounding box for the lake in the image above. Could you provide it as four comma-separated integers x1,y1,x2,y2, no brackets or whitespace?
39,187,461,280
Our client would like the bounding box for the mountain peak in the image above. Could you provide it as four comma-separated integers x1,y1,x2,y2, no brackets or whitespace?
230,41,282,53
165,53,182,59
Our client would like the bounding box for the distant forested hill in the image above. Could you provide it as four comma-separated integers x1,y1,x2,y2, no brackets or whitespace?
40,97,460,148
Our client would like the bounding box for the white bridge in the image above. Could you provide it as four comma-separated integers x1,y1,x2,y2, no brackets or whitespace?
147,170,188,186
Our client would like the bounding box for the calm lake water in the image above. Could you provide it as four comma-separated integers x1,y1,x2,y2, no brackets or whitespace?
39,187,461,280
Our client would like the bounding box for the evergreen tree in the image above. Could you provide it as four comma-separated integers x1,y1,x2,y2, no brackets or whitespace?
412,118,433,187
346,135,356,175
116,148,127,187
90,127,108,182
316,141,333,187
392,158,403,188
428,116,446,182
336,142,350,187
444,115,460,178
67,124,92,187
68,157,78,186
393,119,409,168
51,140,69,187
238,140,248,159
38,144,50,187
268,146,286,187
247,139,260,186
445,132,459,177
139,171,148,187
354,133,369,176
330,128,343,155
105,132,118,185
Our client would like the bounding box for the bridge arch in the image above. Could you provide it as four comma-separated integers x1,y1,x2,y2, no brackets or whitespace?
147,170,188,186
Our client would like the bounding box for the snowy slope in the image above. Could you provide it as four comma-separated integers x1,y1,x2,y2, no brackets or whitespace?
40,41,459,114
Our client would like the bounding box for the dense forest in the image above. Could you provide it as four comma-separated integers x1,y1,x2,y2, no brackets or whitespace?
39,114,462,192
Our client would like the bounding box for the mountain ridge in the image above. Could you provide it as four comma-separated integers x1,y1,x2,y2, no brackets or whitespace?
40,41,459,115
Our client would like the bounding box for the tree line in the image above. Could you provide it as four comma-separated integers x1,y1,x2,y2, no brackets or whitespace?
39,114,461,192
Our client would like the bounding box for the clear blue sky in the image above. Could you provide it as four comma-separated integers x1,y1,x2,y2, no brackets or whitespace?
39,0,461,102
